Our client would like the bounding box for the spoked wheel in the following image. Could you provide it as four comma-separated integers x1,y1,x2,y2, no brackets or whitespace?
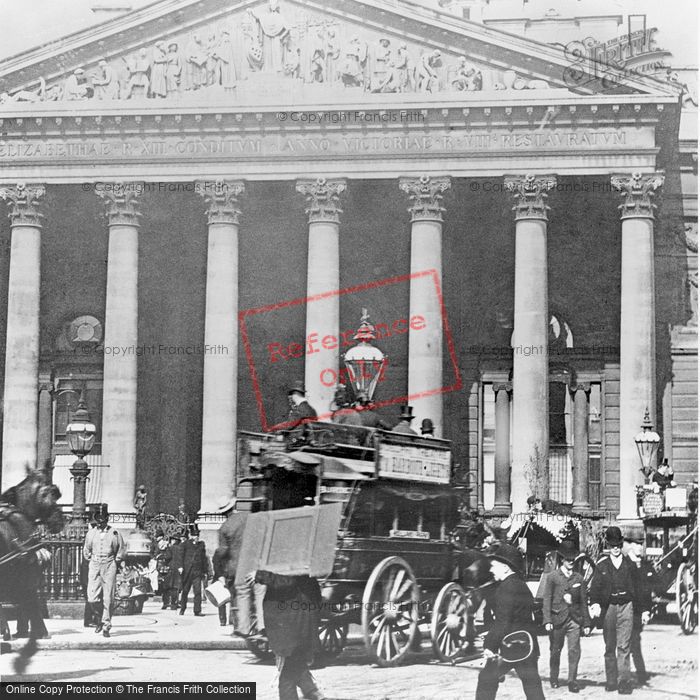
245,633,275,663
676,562,698,635
318,617,348,660
362,556,420,667
430,582,473,663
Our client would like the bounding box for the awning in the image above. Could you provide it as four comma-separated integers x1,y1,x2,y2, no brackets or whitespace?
320,456,374,481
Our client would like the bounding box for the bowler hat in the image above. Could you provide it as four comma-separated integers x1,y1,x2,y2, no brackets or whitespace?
420,418,434,434
288,380,306,396
399,404,414,421
605,526,624,546
558,539,579,561
487,542,525,576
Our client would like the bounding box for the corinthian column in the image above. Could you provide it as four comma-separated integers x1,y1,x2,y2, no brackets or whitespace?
0,183,44,489
296,178,346,417
611,172,664,519
399,175,451,436
97,185,140,513
196,180,244,513
504,174,556,512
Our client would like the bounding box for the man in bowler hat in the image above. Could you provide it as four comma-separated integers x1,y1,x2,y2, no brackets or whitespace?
176,524,210,616
589,526,641,694
475,542,545,699
542,540,591,692
287,381,317,428
82,503,124,637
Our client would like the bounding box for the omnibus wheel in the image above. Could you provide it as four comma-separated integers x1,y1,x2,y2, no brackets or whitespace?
318,617,348,660
430,582,473,663
362,556,420,667
676,562,698,635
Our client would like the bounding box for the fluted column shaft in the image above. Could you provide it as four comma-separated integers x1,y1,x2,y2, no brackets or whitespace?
197,181,244,513
612,172,664,519
399,176,451,437
505,175,556,512
0,184,45,489
571,383,591,511
493,382,512,513
296,178,346,417
98,185,140,513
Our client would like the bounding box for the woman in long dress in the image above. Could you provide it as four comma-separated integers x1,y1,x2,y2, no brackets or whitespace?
151,41,168,98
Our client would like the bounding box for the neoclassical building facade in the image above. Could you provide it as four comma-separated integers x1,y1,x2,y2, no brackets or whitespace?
0,0,696,521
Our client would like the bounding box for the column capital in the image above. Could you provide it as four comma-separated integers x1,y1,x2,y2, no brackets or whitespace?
610,172,664,220
493,382,513,395
399,175,451,223
570,382,591,395
296,178,346,224
96,183,142,227
196,180,245,225
0,183,46,228
504,174,556,221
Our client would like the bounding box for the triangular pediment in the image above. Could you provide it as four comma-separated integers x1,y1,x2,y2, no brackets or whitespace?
0,0,680,107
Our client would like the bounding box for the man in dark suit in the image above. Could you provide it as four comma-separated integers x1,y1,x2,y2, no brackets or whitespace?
176,524,210,616
391,405,418,435
626,535,655,685
287,381,317,428
476,543,545,700
589,526,642,694
542,540,591,692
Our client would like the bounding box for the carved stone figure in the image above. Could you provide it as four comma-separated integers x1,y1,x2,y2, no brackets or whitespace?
133,485,148,529
284,46,302,79
205,33,221,86
64,68,89,100
324,28,340,84
165,42,183,94
416,50,442,92
371,37,392,92
125,49,150,99
247,0,290,73
151,41,168,98
184,34,207,90
309,29,325,83
340,35,367,87
451,56,482,91
394,42,412,92
92,60,120,99
0,78,46,103
215,29,237,89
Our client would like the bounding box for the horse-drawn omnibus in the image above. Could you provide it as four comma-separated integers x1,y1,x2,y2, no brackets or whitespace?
235,422,475,666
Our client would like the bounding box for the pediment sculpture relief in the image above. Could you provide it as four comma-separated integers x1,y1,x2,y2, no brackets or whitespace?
0,0,557,104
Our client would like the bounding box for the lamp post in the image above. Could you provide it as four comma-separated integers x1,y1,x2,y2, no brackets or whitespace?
343,308,387,402
66,393,97,526
634,407,661,479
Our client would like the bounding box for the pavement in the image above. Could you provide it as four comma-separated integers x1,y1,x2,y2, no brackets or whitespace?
2,598,253,651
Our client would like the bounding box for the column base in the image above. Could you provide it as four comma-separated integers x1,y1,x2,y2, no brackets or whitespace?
492,502,512,516
572,501,591,513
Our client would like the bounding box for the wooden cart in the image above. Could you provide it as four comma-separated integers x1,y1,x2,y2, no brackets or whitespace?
236,422,474,666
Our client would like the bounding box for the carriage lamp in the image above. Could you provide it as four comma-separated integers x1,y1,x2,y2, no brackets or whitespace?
66,393,97,524
634,407,660,477
343,308,387,402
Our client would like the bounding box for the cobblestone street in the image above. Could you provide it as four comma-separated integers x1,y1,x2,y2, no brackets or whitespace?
2,622,697,698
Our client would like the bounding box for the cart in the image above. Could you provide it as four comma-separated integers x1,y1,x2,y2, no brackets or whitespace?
639,483,698,634
236,422,475,666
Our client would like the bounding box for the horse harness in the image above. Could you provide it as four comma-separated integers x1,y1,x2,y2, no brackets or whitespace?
0,502,43,569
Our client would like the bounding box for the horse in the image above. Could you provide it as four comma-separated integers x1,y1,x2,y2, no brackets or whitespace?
0,467,63,673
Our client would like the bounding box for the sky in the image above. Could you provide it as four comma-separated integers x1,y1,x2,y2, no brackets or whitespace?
0,0,696,66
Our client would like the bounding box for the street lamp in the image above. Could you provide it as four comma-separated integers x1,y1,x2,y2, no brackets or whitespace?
634,407,661,478
66,392,97,525
343,308,387,402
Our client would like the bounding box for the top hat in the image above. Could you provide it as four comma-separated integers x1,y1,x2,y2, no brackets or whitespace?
93,503,109,521
217,495,237,513
288,380,306,396
558,539,579,561
487,542,525,576
420,418,434,434
188,523,200,536
399,405,414,421
605,526,624,546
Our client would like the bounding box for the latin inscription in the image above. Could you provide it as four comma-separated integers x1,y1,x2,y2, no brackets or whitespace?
0,129,643,162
